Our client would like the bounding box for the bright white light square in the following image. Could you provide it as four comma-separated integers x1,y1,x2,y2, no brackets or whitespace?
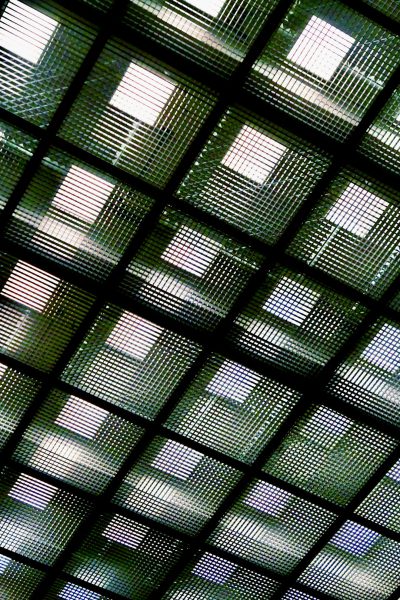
362,324,400,373
8,474,57,510
110,62,175,126
263,277,320,326
103,515,149,549
192,553,236,584
206,360,261,403
60,583,101,600
162,225,221,277
331,522,379,556
106,312,163,360
0,363,7,378
0,0,58,64
185,0,226,18
301,406,353,449
1,261,59,312
221,125,286,184
35,217,87,249
326,183,388,238
244,481,291,516
0,555,11,574
55,396,109,439
287,16,355,81
152,440,203,480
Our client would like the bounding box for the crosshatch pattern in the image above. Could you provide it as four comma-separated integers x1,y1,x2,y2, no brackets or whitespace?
0,0,400,599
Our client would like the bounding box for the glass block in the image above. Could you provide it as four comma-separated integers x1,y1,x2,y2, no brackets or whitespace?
0,0,95,127
13,389,144,494
357,459,400,533
0,552,43,598
114,436,240,534
0,254,94,371
164,550,279,599
166,353,300,462
124,0,278,78
46,580,113,599
263,405,396,505
177,107,330,243
6,148,154,281
0,360,39,449
209,479,335,575
288,170,400,298
328,317,400,427
65,512,187,598
229,266,367,376
121,207,261,330
0,468,88,564
0,119,38,210
299,521,400,600
245,0,400,140
60,39,216,187
62,303,200,419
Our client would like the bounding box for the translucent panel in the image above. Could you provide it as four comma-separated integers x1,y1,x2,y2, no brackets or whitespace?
167,354,300,462
178,107,330,243
62,303,200,419
289,171,400,298
210,479,335,575
263,405,396,505
2,260,60,311
0,552,43,597
246,0,400,139
230,267,367,376
114,436,240,534
60,40,216,186
357,459,400,532
0,0,94,126
14,389,144,494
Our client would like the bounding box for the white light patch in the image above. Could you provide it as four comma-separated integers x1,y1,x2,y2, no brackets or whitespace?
326,183,388,238
34,217,87,249
8,474,57,510
162,225,221,277
0,0,58,64
55,396,109,439
388,461,400,483
331,522,379,556
192,553,236,584
287,16,355,81
152,440,203,480
206,360,261,403
106,312,162,360
263,277,320,326
221,125,286,184
1,261,59,312
362,324,400,373
110,62,175,126
301,406,353,449
0,555,11,574
60,583,101,600
244,481,291,517
185,0,225,17
0,363,7,378
103,515,149,549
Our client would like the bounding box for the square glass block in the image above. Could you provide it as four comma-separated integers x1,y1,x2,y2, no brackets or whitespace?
0,0,94,127
327,318,400,427
65,512,187,599
60,39,216,187
209,479,335,575
166,354,300,462
177,107,331,243
0,255,94,371
263,405,396,505
0,468,88,564
13,389,144,494
163,551,279,599
288,171,400,298
121,207,261,330
124,0,278,78
62,303,200,419
299,522,400,600
114,436,240,534
6,148,154,281
357,460,400,533
245,0,400,140
0,361,39,449
0,120,38,209
229,267,367,376
0,552,43,598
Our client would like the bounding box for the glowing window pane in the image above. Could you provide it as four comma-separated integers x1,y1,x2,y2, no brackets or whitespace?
331,522,379,556
0,0,57,64
110,62,175,126
161,225,221,277
0,363,7,378
388,461,400,483
60,583,100,600
221,125,286,184
263,277,320,326
185,0,225,17
106,312,162,359
192,553,236,584
287,16,355,81
8,474,57,510
152,440,203,480
244,481,291,516
206,360,261,403
55,396,109,439
103,515,149,549
0,555,11,574
35,217,87,248
1,261,59,312
362,324,400,373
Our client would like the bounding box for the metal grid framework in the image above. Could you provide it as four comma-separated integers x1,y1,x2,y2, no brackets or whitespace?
0,0,400,599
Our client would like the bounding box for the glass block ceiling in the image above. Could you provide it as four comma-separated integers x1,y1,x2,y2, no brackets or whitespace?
0,0,400,598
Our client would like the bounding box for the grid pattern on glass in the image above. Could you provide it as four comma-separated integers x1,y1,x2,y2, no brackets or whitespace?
178,107,331,244
262,277,320,326
362,0,400,21
0,553,43,597
1,260,59,312
106,312,163,360
58,581,104,599
161,225,222,277
357,460,400,533
263,405,396,505
166,354,300,462
8,474,58,510
55,396,109,439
